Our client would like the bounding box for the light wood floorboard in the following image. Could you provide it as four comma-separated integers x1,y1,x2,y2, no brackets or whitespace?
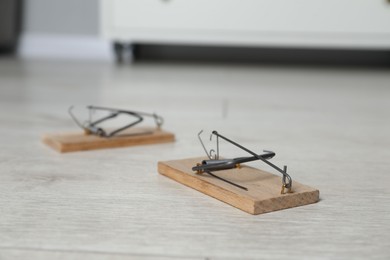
0,58,389,259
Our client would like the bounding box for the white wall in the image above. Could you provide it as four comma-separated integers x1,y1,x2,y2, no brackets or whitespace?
24,0,99,36
19,0,110,60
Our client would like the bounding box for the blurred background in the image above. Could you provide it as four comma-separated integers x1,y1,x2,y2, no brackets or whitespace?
1,0,389,64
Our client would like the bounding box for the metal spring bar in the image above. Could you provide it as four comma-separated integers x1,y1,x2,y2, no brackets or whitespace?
210,131,292,194
68,105,163,137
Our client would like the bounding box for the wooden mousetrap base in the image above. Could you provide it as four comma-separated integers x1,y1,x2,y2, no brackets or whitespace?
43,127,175,153
158,157,319,215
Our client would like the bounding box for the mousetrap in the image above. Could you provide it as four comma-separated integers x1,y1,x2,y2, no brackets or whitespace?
158,131,319,215
43,106,175,153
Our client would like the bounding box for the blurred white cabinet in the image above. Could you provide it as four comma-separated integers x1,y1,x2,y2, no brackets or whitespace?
101,0,390,49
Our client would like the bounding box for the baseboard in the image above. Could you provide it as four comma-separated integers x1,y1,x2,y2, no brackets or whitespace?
132,43,390,66
18,33,112,61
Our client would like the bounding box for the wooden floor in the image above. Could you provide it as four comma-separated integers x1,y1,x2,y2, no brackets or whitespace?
0,58,389,259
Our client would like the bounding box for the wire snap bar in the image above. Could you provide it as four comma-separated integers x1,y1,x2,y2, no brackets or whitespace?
68,105,163,138
193,130,293,194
